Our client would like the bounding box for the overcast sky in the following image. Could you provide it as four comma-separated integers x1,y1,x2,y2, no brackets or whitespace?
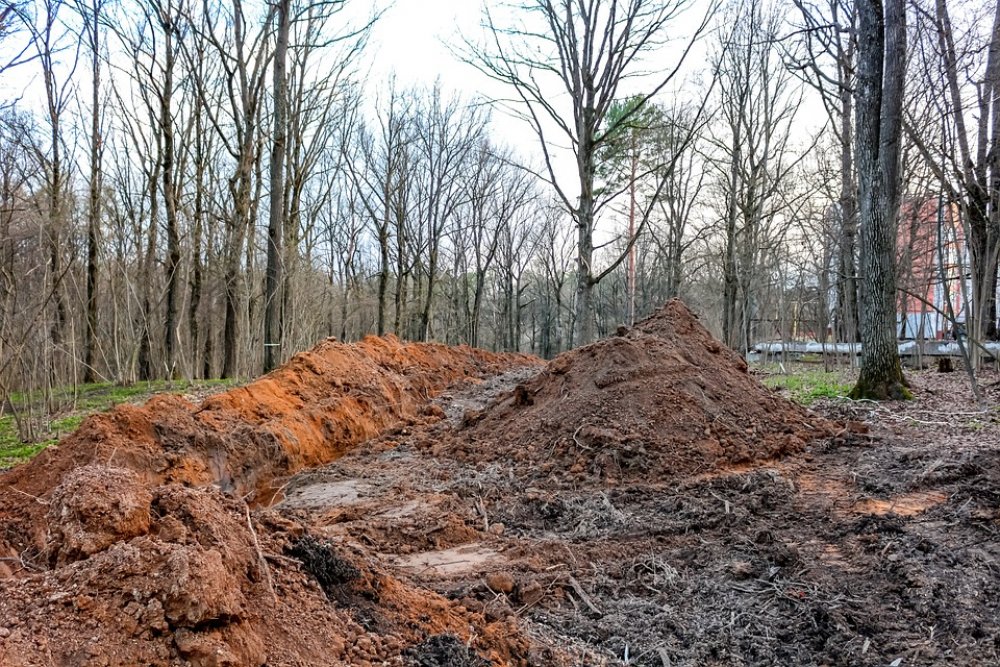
354,0,728,243
363,0,484,88
355,0,553,179
1,0,824,246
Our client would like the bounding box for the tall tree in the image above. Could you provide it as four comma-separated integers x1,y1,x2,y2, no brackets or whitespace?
710,1,806,356
413,84,484,342
193,0,273,378
849,0,909,399
264,0,289,373
154,0,183,379
467,0,714,345
344,84,411,336
76,0,107,383
20,0,80,378
791,0,859,345
596,96,662,325
906,0,1000,343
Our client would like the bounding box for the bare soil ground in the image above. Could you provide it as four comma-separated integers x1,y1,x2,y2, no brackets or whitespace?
1,302,999,666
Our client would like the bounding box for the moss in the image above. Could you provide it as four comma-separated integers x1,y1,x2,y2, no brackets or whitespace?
847,375,912,401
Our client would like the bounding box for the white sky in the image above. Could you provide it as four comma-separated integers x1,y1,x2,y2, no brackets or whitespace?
363,0,485,87
356,0,557,180
354,0,730,245
1,0,826,248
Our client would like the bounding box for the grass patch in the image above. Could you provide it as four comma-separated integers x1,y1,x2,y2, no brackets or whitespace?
0,416,59,468
8,378,234,413
759,369,854,406
1,378,238,470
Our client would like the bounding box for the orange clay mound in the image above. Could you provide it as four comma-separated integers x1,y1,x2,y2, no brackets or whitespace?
449,299,836,486
0,336,546,666
0,335,538,568
0,470,543,666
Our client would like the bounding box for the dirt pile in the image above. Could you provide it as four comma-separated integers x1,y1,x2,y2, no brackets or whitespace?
0,335,545,666
447,300,835,485
0,335,537,564
1,469,543,666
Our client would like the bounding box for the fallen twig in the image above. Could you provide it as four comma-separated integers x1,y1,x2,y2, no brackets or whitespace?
11,487,48,505
567,575,602,616
572,424,593,451
244,503,277,602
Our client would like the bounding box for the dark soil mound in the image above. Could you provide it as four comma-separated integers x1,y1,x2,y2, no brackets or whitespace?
405,634,494,666
449,300,835,485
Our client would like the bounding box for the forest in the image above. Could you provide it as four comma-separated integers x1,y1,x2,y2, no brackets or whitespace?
3,2,1000,666
0,0,997,394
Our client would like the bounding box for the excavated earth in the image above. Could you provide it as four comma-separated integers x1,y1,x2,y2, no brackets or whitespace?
2,300,1000,666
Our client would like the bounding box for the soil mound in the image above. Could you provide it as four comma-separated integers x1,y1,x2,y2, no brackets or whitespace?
450,299,835,485
0,336,544,666
46,465,153,566
0,479,538,666
0,335,538,566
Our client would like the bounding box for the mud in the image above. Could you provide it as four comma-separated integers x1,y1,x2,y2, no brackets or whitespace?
0,335,541,666
2,301,999,666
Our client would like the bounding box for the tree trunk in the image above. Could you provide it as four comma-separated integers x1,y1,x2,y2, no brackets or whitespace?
190,106,206,379
377,222,389,335
264,0,290,372
84,0,101,384
138,151,160,382
838,64,859,344
161,15,180,379
850,0,910,400
572,122,597,347
722,137,740,350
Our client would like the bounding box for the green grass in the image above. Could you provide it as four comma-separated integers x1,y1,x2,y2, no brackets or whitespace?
1,378,237,470
8,378,234,413
0,415,62,468
759,368,854,406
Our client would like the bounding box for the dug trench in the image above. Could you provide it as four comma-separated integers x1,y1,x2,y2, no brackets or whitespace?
2,300,1000,666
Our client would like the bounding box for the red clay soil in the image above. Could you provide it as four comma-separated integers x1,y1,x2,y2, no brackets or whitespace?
0,335,543,667
0,304,842,667
0,335,537,565
445,300,835,485
1,471,541,666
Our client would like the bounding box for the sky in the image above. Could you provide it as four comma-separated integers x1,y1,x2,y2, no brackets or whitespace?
362,0,484,88
354,0,553,178
351,0,728,243
1,0,826,247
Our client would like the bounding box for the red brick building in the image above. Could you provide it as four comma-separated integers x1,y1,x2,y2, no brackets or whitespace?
896,197,969,340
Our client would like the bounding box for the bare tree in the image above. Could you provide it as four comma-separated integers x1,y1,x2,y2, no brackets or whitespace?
191,0,273,378
74,0,108,383
264,0,289,372
343,82,411,335
466,0,714,345
18,0,80,380
906,0,1000,345
412,84,484,341
708,1,808,355
155,0,183,379
790,0,859,345
849,0,909,400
